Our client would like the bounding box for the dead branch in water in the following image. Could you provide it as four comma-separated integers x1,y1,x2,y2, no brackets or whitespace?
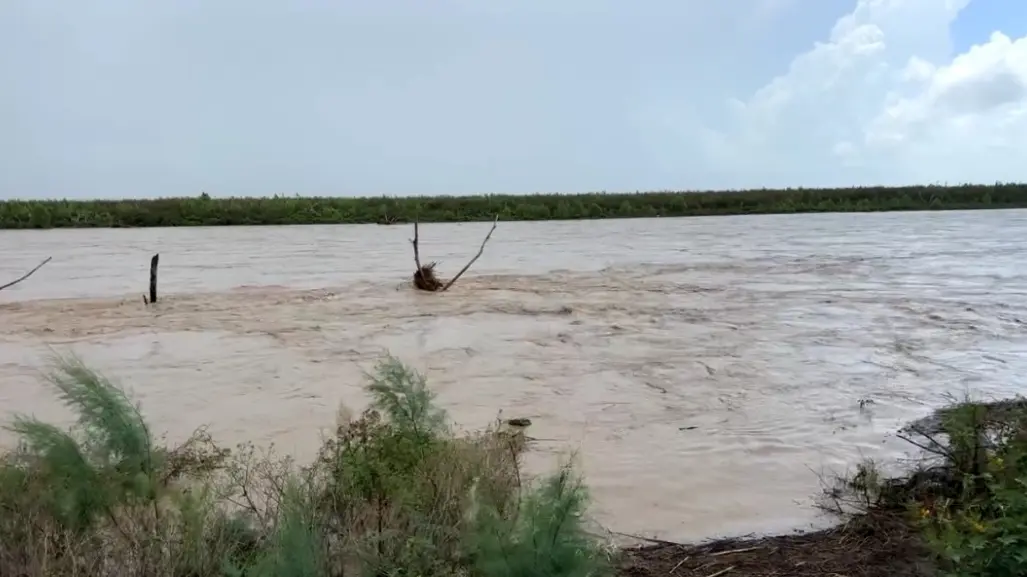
441,216,499,291
410,216,498,292
0,256,52,292
143,253,159,305
411,221,444,291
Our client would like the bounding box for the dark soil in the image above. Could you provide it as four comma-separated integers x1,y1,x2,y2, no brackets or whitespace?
616,511,935,577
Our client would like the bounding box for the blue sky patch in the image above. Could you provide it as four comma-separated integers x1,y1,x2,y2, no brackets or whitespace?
952,0,1027,51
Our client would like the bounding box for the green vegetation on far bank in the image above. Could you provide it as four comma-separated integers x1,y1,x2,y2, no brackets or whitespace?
2,183,1027,229
2,353,1026,576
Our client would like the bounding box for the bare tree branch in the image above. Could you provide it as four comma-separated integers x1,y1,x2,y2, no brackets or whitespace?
0,256,52,292
410,219,444,291
410,220,423,273
409,216,499,292
441,215,499,292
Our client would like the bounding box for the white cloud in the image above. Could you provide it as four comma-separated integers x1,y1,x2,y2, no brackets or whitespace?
705,0,1027,187
3,0,1024,197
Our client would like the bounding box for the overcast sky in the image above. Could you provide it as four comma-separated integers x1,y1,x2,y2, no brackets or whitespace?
1,0,1025,199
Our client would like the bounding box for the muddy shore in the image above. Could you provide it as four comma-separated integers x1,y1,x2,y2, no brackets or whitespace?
616,512,933,577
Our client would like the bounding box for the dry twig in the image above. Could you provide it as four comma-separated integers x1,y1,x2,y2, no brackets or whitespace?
668,556,690,574
0,256,52,292
440,215,498,291
704,566,735,577
612,530,685,548
710,546,763,557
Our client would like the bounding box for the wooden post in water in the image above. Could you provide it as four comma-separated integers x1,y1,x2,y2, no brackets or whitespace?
147,253,159,304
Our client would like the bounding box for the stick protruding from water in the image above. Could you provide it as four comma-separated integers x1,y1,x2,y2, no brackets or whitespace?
0,256,52,292
144,253,159,305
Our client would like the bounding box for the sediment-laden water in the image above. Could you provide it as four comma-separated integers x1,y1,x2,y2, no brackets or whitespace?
2,210,1026,542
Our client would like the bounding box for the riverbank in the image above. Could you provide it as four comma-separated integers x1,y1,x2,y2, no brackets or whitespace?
620,401,1027,577
2,183,1026,228
3,353,1022,576
617,512,932,576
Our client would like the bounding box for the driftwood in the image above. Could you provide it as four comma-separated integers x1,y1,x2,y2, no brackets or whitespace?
410,216,498,292
143,254,159,305
0,257,52,292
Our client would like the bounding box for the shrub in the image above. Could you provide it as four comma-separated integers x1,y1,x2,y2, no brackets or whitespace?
467,466,610,577
916,399,1027,577
0,353,609,577
822,396,1027,577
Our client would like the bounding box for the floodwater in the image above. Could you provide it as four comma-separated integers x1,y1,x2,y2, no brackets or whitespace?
2,210,1026,543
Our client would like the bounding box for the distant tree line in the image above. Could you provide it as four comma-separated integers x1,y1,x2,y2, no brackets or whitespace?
0,184,1023,229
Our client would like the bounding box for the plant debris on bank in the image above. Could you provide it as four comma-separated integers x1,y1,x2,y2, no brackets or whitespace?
618,512,933,577
1,353,1025,576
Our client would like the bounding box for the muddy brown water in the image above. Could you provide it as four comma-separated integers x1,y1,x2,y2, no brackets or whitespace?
2,210,1026,544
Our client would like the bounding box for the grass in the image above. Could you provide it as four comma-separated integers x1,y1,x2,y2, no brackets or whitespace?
2,183,1027,228
0,353,612,576
4,353,1027,576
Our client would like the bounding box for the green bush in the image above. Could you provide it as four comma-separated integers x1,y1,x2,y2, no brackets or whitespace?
823,397,1027,577
927,478,1027,577
0,353,610,577
467,467,607,577
914,400,1027,577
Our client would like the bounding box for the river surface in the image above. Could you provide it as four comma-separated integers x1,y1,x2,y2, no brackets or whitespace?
2,210,1027,543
